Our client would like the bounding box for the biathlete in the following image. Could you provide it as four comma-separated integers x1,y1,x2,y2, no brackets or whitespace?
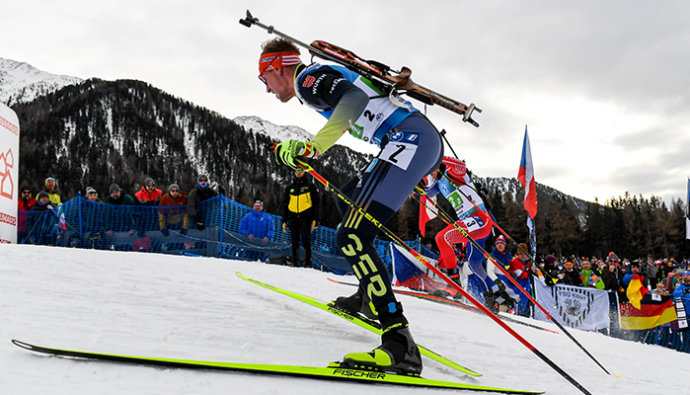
257,37,444,375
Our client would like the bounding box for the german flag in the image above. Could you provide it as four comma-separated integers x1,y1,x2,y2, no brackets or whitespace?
619,293,678,330
626,274,647,309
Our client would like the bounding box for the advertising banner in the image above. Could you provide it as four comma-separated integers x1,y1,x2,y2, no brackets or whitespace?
0,103,20,243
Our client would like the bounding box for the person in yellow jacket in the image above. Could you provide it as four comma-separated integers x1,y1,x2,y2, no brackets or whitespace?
37,177,61,206
281,170,319,268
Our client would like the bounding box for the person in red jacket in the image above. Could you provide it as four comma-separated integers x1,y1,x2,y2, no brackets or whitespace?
18,186,37,242
134,177,163,236
508,243,532,316
135,177,163,205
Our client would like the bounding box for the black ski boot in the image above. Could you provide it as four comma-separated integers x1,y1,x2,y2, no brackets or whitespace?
330,288,378,320
341,326,422,376
482,291,499,313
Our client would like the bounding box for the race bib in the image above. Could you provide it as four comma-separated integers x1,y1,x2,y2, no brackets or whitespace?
379,131,418,170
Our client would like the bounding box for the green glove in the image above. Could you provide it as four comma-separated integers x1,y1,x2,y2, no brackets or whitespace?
273,140,315,170
274,140,297,170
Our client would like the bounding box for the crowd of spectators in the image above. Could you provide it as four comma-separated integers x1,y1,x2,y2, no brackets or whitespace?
535,251,690,301
17,175,320,268
18,175,220,247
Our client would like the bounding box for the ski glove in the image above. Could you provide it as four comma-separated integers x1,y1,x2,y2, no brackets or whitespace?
273,140,317,170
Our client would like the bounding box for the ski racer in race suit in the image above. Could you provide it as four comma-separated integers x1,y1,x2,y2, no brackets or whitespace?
258,38,443,375
421,157,497,300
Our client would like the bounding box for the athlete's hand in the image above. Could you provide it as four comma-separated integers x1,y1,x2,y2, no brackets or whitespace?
273,140,317,170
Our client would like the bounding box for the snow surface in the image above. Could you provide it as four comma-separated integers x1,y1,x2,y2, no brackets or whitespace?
1,244,687,395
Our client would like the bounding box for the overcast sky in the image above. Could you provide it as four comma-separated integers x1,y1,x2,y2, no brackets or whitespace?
3,0,689,206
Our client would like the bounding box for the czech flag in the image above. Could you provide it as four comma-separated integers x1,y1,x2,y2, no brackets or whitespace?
390,244,450,293
517,127,538,219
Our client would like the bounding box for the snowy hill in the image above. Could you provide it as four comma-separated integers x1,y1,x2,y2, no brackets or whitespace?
0,58,82,105
1,244,686,395
234,115,314,142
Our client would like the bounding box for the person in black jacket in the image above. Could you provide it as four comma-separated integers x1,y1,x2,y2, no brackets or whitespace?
559,260,582,286
187,175,217,230
281,170,319,267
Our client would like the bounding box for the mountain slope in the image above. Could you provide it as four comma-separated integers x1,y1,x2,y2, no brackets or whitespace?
0,58,82,105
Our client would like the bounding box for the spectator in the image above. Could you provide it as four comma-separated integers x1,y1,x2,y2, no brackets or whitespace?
484,235,518,312
621,261,645,291
421,237,438,254
106,183,134,205
580,259,604,289
37,177,61,206
187,174,217,230
281,170,320,268
644,259,659,289
666,267,684,293
508,243,532,316
651,282,669,296
135,177,163,205
25,191,57,245
239,200,275,262
80,186,105,249
672,271,690,324
656,259,674,287
540,254,560,285
559,260,582,286
104,183,136,238
600,258,622,292
85,186,100,202
18,186,37,242
239,200,275,245
158,183,188,236
134,177,163,236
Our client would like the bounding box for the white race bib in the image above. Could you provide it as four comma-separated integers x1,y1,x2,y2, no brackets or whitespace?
379,131,419,170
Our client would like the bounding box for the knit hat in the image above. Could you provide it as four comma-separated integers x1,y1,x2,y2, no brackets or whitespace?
545,255,557,266
44,177,56,185
168,183,180,192
517,243,529,255
495,235,506,245
86,186,97,195
37,191,50,200
607,252,619,261
109,183,121,194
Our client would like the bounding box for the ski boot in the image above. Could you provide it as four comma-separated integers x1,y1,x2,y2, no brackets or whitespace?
482,291,499,313
330,288,378,321
341,325,422,376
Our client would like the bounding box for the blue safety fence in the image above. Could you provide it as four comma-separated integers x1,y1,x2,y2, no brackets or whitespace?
636,324,690,353
18,195,436,276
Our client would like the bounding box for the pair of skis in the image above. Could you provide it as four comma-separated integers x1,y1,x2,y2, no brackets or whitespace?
326,277,559,334
13,272,542,394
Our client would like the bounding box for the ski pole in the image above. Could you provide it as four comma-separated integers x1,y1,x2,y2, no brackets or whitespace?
296,159,592,395
429,172,613,376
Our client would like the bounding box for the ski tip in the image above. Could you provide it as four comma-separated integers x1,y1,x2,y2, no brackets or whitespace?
11,339,32,350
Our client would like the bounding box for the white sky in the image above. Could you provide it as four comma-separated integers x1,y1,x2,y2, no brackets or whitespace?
3,0,689,205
